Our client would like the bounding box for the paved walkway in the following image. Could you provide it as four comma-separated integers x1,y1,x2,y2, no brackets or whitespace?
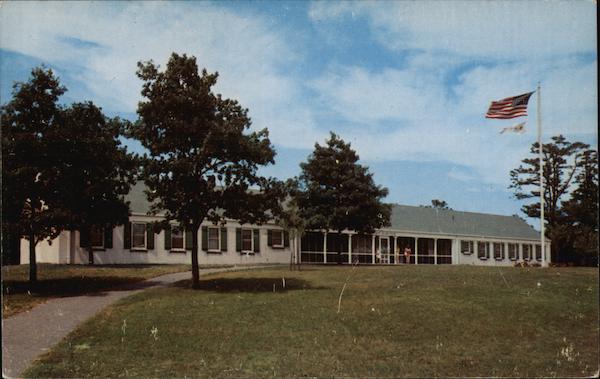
2,265,268,378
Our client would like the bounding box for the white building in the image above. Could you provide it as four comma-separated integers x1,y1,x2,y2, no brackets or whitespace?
21,184,550,267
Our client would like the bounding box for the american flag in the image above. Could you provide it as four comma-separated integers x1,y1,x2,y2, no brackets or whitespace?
485,91,534,119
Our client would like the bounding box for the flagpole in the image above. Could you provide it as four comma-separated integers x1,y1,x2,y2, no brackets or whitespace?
537,82,546,267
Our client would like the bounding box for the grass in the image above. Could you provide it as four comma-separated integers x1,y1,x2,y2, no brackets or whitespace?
1,263,197,318
24,265,598,378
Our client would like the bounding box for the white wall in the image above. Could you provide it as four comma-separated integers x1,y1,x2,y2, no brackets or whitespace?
67,216,292,265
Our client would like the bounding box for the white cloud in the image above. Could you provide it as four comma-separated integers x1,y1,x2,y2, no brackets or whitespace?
0,1,321,149
306,2,596,186
309,1,596,59
1,1,596,190
308,50,597,186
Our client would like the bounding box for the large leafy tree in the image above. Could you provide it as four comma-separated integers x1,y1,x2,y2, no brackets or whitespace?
132,53,284,288
58,102,138,264
509,135,589,262
297,132,391,263
1,67,69,284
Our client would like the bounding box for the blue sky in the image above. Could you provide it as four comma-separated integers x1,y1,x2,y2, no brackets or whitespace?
1,1,597,227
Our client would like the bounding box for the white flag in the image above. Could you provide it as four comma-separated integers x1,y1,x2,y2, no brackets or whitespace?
500,122,526,134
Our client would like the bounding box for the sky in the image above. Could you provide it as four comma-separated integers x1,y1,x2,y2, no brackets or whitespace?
1,1,597,227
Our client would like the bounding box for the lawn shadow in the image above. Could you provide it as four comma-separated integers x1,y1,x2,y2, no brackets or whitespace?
2,276,159,298
174,277,328,293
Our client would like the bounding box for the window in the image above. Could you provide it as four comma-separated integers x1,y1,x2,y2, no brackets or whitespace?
241,229,253,252
171,226,184,250
477,241,489,260
535,245,542,261
523,244,532,260
90,226,104,249
271,230,283,248
208,227,220,251
461,240,474,255
493,243,504,260
508,243,518,260
132,223,146,249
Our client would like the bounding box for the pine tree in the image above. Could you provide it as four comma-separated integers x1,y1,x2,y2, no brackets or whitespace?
297,132,391,264
509,135,589,262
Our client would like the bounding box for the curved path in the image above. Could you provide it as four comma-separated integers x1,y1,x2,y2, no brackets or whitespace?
2,265,269,378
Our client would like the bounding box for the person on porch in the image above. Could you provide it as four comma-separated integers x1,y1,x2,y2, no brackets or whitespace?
404,245,412,264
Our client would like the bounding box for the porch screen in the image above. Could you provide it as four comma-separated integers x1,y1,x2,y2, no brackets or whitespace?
417,238,435,264
436,239,452,264
301,232,325,263
351,234,373,264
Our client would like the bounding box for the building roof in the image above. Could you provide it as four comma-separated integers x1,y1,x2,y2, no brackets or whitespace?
126,183,540,241
125,182,159,215
388,205,540,240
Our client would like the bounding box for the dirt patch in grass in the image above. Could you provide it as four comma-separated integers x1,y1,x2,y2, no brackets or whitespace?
23,266,599,378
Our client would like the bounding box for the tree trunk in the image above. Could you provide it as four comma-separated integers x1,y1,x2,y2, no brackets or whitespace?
87,246,94,265
337,231,343,264
87,226,95,265
29,229,37,288
191,223,200,289
289,231,294,271
297,234,302,271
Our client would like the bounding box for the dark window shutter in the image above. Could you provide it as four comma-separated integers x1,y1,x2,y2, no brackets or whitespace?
201,226,208,251
253,229,260,253
164,227,172,250
284,231,290,247
185,229,193,250
124,222,131,249
267,229,273,247
389,237,394,255
236,228,242,252
80,229,89,248
375,236,380,249
146,223,154,250
220,227,228,252
104,227,113,249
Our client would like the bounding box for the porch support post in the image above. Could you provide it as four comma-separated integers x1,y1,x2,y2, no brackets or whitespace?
519,243,522,262
323,232,327,264
394,235,398,264
434,238,438,265
415,238,419,265
348,233,352,264
371,235,376,264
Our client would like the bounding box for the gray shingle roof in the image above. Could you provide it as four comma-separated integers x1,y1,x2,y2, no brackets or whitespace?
125,182,158,215
388,205,540,240
125,183,540,241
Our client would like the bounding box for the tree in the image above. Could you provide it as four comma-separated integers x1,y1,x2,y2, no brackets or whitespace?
428,199,449,209
297,132,391,264
1,67,69,285
509,135,589,262
562,149,598,265
276,179,306,271
132,53,285,288
57,102,138,264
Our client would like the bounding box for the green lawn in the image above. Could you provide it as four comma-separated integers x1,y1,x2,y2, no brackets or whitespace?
1,263,195,318
24,265,599,378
